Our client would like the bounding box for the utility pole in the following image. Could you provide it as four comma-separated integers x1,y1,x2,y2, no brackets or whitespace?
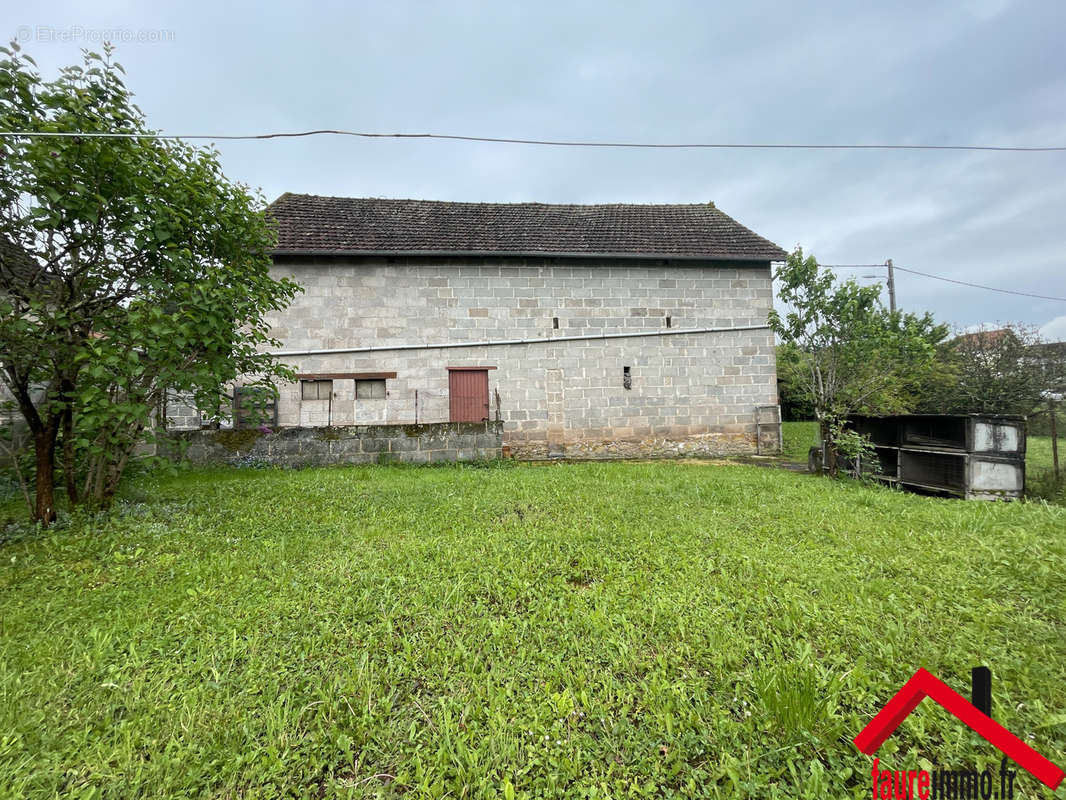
886,258,897,312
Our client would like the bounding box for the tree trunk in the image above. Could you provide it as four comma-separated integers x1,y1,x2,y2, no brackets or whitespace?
32,426,59,525
99,451,131,509
99,422,145,508
818,417,838,476
61,405,78,504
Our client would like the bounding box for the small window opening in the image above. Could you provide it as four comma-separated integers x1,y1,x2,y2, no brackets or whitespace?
553,316,559,329
623,366,632,390
301,380,333,401
355,378,387,400
666,316,672,328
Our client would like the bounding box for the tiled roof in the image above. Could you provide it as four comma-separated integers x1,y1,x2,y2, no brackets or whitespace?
266,194,787,261
0,237,49,286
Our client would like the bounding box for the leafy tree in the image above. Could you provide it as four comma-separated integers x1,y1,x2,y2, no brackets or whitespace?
768,247,948,471
0,43,299,524
775,342,816,420
918,325,1051,416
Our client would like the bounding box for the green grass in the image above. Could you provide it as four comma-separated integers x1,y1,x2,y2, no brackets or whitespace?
781,421,819,463
1,462,1064,798
1026,436,1065,504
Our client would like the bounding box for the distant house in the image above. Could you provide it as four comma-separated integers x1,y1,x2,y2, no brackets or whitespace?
950,327,1065,405
953,328,1012,347
174,195,788,459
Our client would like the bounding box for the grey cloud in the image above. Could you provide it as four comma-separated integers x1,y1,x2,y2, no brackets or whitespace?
4,0,1064,335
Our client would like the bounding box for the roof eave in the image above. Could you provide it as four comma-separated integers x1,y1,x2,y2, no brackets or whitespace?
270,248,785,263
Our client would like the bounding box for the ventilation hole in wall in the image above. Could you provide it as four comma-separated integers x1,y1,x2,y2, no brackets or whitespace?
666,316,672,328
553,316,559,329
623,366,632,390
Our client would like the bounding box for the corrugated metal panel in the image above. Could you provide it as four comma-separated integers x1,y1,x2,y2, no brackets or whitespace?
449,370,489,422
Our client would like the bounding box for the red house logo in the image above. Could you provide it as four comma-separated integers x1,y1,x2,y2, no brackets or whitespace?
853,668,1064,790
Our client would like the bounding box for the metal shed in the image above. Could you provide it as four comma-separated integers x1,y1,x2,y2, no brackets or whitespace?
845,414,1026,500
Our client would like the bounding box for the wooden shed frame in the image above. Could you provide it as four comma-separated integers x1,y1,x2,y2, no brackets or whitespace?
843,414,1026,500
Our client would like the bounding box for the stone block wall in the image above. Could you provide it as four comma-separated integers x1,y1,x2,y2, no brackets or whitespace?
163,390,205,431
168,421,502,468
236,256,782,459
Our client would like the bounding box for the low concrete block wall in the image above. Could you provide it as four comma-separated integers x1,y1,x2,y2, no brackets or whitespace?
168,421,503,467
550,431,760,460
508,428,779,460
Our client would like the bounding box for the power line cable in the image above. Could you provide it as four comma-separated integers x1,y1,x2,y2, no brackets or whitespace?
0,129,1064,152
821,264,1066,302
892,264,1066,303
3,129,1061,298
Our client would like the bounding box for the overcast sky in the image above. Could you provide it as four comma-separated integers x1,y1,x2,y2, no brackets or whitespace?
6,1,1066,339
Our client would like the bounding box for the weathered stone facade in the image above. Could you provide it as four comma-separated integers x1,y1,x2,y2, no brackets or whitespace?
244,255,781,459
170,421,503,468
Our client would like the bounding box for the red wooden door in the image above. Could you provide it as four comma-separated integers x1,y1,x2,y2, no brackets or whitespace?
449,369,490,422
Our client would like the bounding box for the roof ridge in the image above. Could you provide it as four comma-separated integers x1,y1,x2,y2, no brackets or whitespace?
274,193,727,209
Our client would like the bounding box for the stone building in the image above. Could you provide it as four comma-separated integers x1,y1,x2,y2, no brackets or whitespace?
181,195,787,460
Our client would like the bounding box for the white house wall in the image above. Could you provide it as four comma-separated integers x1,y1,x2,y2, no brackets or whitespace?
260,257,779,459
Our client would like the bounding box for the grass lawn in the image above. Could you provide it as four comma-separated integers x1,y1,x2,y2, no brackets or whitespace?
781,421,819,463
1026,436,1065,504
1,462,1064,798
